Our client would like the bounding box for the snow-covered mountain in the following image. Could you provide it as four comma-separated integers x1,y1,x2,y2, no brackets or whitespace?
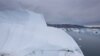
47,24,100,34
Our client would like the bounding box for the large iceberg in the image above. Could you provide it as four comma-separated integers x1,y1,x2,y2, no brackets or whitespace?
0,10,84,56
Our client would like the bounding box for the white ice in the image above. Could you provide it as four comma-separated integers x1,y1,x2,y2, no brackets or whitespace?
0,10,84,56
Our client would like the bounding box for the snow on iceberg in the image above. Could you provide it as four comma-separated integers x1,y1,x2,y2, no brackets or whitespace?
0,10,84,56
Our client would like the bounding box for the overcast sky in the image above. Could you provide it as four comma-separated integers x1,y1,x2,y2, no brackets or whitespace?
0,0,100,25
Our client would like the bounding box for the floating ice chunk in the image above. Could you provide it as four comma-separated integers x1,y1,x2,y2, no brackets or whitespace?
0,10,84,56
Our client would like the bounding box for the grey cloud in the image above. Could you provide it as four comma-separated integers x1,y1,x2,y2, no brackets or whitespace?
0,0,100,25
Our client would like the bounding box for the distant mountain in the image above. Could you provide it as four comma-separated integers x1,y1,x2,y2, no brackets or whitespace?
84,25,100,29
47,24,85,28
47,24,100,29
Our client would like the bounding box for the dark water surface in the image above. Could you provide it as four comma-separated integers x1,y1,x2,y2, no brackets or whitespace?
67,31,100,56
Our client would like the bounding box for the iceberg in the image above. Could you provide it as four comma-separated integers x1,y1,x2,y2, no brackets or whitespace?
0,10,84,56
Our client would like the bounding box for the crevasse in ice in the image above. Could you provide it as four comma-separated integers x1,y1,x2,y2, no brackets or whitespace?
0,10,84,56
